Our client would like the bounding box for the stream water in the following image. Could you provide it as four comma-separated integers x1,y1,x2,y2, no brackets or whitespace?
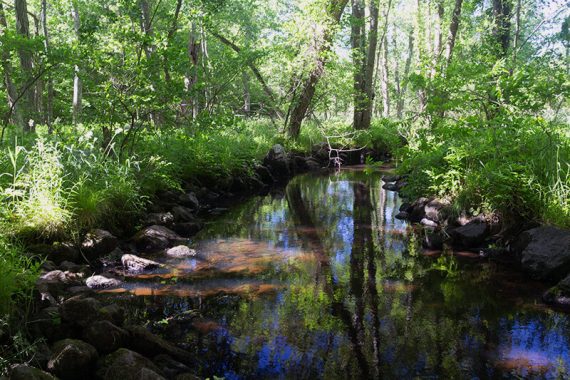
101,168,570,379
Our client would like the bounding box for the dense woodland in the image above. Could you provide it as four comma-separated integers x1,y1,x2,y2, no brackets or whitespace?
0,0,568,374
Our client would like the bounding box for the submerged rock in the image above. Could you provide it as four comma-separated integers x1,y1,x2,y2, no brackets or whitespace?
81,229,118,260
543,274,570,308
518,226,570,280
133,225,186,251
166,245,196,258
121,254,161,273
96,348,165,380
47,339,98,380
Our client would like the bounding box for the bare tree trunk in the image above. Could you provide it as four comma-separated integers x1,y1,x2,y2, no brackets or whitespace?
444,0,463,69
286,0,349,139
415,0,426,111
0,2,22,128
242,71,251,114
184,21,200,119
139,0,154,60
71,0,82,126
163,0,182,84
200,24,210,112
397,29,414,118
512,0,521,63
359,0,380,129
432,0,443,76
393,32,401,117
41,0,53,130
351,0,366,130
380,33,390,117
15,0,36,131
492,0,512,57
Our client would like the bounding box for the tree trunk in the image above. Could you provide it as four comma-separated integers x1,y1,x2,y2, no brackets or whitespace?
41,0,53,130
359,0,380,129
286,0,349,139
15,0,36,131
71,0,82,126
380,34,390,118
351,0,366,130
444,0,463,69
163,0,182,84
242,71,251,114
393,31,401,117
184,21,200,119
492,0,512,57
397,29,414,118
0,2,22,128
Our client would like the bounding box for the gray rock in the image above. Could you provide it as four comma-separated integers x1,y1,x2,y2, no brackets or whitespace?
420,218,439,228
144,212,175,226
305,157,321,171
81,229,118,260
518,226,570,281
170,222,204,237
178,192,200,210
96,348,165,380
10,365,56,380
85,275,122,290
133,225,186,252
166,246,196,258
47,339,98,380
381,174,401,183
60,296,102,327
263,144,290,181
83,320,129,354
121,254,161,273
126,326,193,365
254,165,274,184
172,206,196,223
451,220,489,248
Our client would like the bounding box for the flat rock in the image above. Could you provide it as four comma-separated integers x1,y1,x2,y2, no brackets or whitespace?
85,275,122,290
166,246,196,258
47,339,98,380
122,254,161,273
517,226,570,281
133,225,186,252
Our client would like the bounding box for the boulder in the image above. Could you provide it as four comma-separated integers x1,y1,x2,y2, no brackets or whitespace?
450,220,489,248
518,226,570,281
96,348,165,380
382,183,399,191
133,225,186,252
83,320,129,354
170,222,204,237
29,242,80,265
166,246,196,259
60,296,102,327
47,339,98,380
420,218,438,228
178,192,200,210
153,354,191,378
543,274,570,308
305,157,322,171
311,142,329,164
254,165,274,184
126,326,193,365
29,306,71,343
85,275,122,290
81,229,118,260
144,212,175,227
381,174,401,183
263,144,290,181
424,199,448,222
99,304,125,327
121,254,161,273
395,211,409,220
171,206,196,223
10,365,56,380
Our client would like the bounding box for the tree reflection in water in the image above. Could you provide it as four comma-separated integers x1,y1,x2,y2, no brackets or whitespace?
110,170,570,379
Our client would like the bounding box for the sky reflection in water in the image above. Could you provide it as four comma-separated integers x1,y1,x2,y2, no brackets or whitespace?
109,169,570,379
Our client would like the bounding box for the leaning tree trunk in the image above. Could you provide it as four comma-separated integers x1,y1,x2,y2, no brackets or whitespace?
444,0,463,70
71,0,82,126
15,0,36,131
286,0,349,139
0,2,23,128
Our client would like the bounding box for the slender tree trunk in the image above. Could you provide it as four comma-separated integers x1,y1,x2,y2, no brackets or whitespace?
139,0,154,59
41,0,53,130
351,0,366,130
492,0,512,57
380,33,390,117
444,0,463,69
184,21,200,119
71,0,82,126
512,0,521,63
432,0,443,76
163,0,182,84
393,32,401,117
15,0,36,131
286,0,349,139
397,30,414,118
415,0,426,111
359,0,380,129
242,71,251,114
0,3,22,128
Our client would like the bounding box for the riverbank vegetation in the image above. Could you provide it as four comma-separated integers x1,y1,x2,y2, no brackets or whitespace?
0,0,568,371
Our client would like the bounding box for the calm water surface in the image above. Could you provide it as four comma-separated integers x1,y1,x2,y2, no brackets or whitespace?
103,169,570,379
